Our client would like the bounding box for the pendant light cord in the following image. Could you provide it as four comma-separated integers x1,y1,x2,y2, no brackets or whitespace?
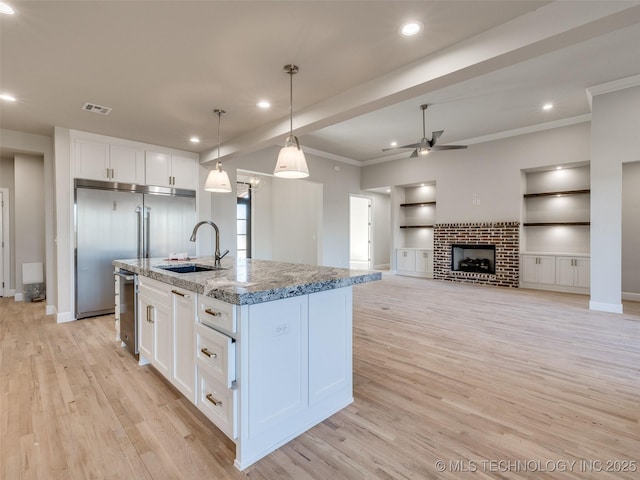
289,68,293,135
214,109,225,171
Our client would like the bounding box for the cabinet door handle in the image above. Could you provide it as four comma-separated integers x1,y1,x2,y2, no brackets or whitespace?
171,289,190,298
205,308,221,317
106,167,110,179
111,168,115,179
146,304,154,323
200,348,217,359
205,393,222,406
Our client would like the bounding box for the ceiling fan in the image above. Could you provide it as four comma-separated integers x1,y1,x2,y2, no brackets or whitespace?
382,104,468,157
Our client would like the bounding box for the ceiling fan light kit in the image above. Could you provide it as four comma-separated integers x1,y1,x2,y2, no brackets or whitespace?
274,64,310,179
382,103,468,157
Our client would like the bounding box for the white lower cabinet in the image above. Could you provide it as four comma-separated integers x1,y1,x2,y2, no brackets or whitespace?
396,249,433,278
171,287,196,402
556,256,590,288
196,366,237,440
520,253,589,293
520,254,556,285
137,276,172,379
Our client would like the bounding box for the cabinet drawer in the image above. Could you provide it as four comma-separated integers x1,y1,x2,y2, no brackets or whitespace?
196,367,237,440
197,295,236,334
195,322,236,387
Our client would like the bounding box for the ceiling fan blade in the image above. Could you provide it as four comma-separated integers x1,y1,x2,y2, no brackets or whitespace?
430,145,468,151
381,142,420,152
409,149,419,158
431,130,444,145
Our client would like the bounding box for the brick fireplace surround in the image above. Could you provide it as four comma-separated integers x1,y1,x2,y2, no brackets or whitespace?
434,222,520,287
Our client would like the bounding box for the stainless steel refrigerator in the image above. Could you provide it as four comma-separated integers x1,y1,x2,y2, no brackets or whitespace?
75,179,196,319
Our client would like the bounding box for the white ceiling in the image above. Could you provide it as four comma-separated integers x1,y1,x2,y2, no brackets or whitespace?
2,1,640,166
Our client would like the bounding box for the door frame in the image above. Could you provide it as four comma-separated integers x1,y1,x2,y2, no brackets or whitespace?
0,188,11,297
349,194,373,270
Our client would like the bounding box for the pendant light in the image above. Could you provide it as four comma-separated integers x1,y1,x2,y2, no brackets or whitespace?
274,64,309,179
205,109,232,193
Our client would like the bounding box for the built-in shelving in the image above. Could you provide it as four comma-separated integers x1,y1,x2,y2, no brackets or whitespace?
523,221,590,227
523,189,590,198
400,201,437,207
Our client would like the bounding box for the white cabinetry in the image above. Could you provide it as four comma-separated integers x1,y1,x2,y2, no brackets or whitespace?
520,254,589,293
520,254,556,285
171,287,196,402
74,138,145,183
145,151,197,190
556,256,590,288
137,276,172,377
396,249,433,278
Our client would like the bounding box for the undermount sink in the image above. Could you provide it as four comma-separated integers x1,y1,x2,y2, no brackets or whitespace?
157,264,225,274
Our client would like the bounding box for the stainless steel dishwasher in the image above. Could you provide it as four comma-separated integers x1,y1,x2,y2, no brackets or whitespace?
114,269,138,359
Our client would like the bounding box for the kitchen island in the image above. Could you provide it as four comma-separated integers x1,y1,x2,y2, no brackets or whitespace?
113,256,380,470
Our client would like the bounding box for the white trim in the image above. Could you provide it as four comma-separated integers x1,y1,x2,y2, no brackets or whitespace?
589,300,623,314
622,292,640,302
14,293,23,302
302,146,361,167
586,73,640,109
374,263,390,270
46,305,57,316
56,311,75,323
0,188,10,298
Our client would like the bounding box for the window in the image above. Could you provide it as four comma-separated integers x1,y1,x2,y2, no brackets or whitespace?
237,183,251,259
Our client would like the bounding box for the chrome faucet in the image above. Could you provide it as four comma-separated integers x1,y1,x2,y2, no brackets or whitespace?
189,221,229,267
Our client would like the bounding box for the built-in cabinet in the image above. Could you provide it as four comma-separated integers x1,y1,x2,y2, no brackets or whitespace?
145,151,198,190
396,248,433,278
171,287,196,402
395,183,436,278
71,131,198,190
520,165,590,294
74,138,145,184
137,276,173,379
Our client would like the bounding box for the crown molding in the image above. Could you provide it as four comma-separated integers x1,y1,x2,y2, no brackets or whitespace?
586,74,640,109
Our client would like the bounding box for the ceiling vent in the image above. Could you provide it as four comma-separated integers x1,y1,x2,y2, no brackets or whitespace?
82,102,112,115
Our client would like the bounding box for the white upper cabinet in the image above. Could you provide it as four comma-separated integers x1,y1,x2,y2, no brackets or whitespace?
145,151,197,190
74,138,145,184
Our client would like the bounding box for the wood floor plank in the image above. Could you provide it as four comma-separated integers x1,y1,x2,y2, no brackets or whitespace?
2,275,640,479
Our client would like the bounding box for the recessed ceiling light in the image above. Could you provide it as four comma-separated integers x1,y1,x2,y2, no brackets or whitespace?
256,100,271,109
0,3,15,15
0,93,16,102
190,137,200,143
386,188,391,193
400,21,423,36
556,166,562,170
543,103,554,111
390,141,397,147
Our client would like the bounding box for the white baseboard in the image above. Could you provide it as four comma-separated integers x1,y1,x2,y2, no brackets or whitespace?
14,293,24,302
589,300,623,314
56,312,75,323
622,292,640,302
374,263,390,270
46,305,57,316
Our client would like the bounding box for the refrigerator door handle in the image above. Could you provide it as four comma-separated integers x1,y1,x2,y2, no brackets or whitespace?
144,206,151,258
136,205,144,259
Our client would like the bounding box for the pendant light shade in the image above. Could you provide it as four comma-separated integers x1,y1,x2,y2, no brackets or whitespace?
205,109,232,193
274,64,309,179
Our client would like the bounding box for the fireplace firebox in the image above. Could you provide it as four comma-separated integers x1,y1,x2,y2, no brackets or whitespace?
451,244,496,274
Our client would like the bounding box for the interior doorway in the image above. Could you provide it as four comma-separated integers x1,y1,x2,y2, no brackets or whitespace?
350,195,372,270
0,188,9,296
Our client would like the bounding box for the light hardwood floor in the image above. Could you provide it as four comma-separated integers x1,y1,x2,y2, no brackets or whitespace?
2,275,639,479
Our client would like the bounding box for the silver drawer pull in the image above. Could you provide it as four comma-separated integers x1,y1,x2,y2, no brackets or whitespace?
206,393,222,406
171,289,190,298
200,348,217,359
205,308,221,317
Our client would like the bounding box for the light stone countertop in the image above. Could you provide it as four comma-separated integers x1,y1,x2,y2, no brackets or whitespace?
113,256,381,305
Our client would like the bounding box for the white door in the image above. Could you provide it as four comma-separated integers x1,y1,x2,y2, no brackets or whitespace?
0,189,7,296
349,195,371,270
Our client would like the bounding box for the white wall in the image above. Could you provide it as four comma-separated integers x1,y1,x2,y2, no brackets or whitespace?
14,154,46,295
622,161,640,299
590,84,640,312
362,122,591,222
